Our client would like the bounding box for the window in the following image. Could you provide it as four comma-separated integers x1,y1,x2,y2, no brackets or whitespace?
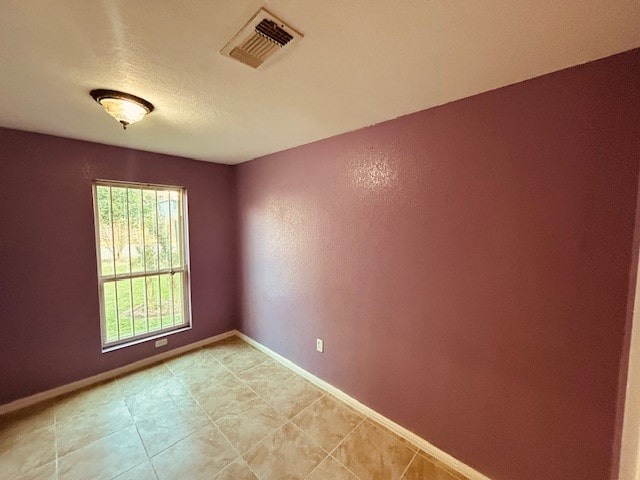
93,181,191,350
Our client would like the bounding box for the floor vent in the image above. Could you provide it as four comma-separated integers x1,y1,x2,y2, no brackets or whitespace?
221,8,302,69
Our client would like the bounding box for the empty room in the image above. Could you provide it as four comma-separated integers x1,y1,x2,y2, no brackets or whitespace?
1,2,640,480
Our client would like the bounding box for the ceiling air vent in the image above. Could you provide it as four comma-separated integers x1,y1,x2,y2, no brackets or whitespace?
221,8,302,69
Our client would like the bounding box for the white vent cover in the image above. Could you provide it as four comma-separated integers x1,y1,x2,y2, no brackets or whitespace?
220,8,302,69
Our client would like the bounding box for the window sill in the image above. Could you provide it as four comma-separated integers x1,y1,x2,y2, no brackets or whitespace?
101,325,192,353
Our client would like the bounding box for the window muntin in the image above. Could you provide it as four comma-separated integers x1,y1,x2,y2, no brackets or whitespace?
93,181,191,349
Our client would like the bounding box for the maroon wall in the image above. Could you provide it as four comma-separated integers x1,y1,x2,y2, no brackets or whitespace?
236,49,640,480
0,128,237,405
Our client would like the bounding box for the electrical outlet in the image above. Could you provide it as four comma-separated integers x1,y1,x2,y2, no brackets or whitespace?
316,338,324,353
155,338,168,348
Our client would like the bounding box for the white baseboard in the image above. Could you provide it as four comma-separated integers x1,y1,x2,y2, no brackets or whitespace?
234,330,492,480
0,330,235,416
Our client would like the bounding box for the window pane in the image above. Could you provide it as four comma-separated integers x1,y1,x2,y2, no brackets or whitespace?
172,272,184,326
96,186,115,276
159,273,173,328
157,190,171,270
127,188,145,274
143,189,159,272
170,191,182,269
146,275,162,333
131,276,148,335
111,187,131,276
116,278,134,338
104,282,118,342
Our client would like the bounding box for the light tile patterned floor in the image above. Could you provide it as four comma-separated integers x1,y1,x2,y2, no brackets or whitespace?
0,336,467,480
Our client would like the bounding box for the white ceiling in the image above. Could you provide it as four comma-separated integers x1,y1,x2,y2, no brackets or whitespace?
0,1,639,164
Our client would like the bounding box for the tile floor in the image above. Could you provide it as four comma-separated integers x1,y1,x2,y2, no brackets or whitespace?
0,336,467,480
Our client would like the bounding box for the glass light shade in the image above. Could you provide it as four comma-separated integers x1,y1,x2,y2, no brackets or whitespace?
90,90,154,130
99,98,149,127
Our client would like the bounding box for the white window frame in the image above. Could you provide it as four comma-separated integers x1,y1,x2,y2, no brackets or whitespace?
92,180,192,351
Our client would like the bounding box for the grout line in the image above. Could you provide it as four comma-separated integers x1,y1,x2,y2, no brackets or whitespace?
216,353,291,417
421,454,468,480
133,421,153,459
282,398,368,480
161,345,207,375
211,458,241,479
239,422,292,472
149,457,160,480
399,450,419,480
142,380,242,477
221,416,283,459
119,364,202,463
114,457,150,480
190,344,271,467
326,417,366,480
56,421,135,462
327,417,364,458
299,451,330,480
54,387,134,462
184,357,266,401
287,418,324,448
289,392,325,424
360,416,419,453
54,380,125,425
234,366,321,420
329,454,366,480
182,361,247,469
209,420,244,469
244,461,262,479
284,420,332,480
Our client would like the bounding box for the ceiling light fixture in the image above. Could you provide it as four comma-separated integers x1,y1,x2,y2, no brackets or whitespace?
90,89,154,130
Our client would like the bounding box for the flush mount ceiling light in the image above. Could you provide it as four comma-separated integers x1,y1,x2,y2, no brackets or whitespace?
90,89,154,130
